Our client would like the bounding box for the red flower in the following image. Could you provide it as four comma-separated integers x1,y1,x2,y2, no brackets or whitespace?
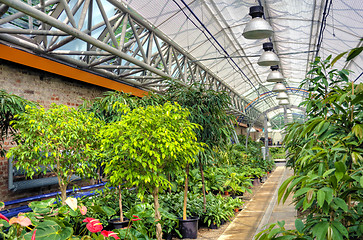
0,213,9,222
101,230,120,239
83,217,96,223
31,229,37,240
86,220,103,233
131,215,141,221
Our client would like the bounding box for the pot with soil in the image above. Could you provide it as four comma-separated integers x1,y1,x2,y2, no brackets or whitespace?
178,216,199,239
107,217,129,229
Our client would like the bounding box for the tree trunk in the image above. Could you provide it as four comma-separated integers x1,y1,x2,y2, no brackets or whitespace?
168,173,172,194
183,164,189,220
152,186,162,240
199,163,206,212
59,179,67,205
119,185,124,222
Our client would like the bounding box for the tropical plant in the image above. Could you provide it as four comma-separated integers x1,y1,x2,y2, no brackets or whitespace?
7,104,103,204
255,49,363,240
0,89,37,157
100,102,203,240
165,81,235,211
203,194,234,228
224,172,252,196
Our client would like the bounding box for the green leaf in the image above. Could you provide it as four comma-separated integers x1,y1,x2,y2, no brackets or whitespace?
317,189,325,208
333,198,348,212
295,218,304,233
331,51,347,66
347,47,363,61
334,162,346,182
352,124,363,139
322,187,333,204
312,221,329,240
23,220,73,240
360,176,363,187
323,169,335,178
101,206,117,217
294,187,313,198
331,221,349,238
335,171,344,182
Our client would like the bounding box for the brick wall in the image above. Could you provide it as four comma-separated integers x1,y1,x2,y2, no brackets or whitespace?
0,59,108,203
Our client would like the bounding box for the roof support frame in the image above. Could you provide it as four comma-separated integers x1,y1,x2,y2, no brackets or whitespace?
0,0,264,120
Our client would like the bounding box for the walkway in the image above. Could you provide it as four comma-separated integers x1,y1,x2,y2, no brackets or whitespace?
218,166,296,240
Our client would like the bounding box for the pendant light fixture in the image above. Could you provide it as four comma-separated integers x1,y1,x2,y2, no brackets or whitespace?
243,6,273,39
276,91,289,99
267,65,284,82
279,99,290,105
258,42,280,66
272,82,286,92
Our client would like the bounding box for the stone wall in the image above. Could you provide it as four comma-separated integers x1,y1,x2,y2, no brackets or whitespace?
0,59,108,202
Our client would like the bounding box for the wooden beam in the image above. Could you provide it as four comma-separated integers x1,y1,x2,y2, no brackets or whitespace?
0,44,148,97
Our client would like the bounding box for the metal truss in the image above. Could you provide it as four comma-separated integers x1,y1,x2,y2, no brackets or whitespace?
0,0,262,122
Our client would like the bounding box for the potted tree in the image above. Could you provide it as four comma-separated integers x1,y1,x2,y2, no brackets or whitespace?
165,82,234,212
7,103,102,204
100,102,203,240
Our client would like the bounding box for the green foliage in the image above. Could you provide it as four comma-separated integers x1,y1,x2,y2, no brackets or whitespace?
0,89,37,157
270,147,285,160
100,101,203,197
165,81,235,165
81,91,140,123
7,103,103,204
256,51,363,240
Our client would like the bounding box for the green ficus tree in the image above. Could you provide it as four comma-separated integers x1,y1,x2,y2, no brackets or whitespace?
7,103,103,204
100,102,203,240
255,50,363,240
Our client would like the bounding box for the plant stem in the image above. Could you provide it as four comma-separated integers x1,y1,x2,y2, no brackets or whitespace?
152,186,162,240
200,163,207,212
119,185,123,222
183,164,189,220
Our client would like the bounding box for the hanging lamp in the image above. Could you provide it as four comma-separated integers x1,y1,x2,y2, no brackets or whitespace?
243,6,273,39
267,65,284,82
258,42,280,66
279,99,290,105
272,82,286,92
276,91,289,99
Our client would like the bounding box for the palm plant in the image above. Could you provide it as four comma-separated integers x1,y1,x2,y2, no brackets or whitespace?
165,81,235,211
0,90,37,157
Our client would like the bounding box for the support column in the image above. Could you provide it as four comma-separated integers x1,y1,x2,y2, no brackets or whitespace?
264,114,269,160
246,123,252,149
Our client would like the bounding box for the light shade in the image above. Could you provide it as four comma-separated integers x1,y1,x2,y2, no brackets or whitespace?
276,91,289,99
272,82,287,92
258,42,280,66
243,6,273,39
267,65,284,82
279,99,290,105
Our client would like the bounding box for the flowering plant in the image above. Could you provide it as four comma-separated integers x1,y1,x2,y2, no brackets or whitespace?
0,202,35,239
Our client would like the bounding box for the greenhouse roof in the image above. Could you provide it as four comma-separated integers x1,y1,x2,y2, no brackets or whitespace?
0,0,362,126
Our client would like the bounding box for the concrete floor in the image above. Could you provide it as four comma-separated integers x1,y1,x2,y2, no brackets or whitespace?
218,166,296,240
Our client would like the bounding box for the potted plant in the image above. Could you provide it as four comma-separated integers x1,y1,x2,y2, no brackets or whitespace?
7,103,102,205
100,102,203,240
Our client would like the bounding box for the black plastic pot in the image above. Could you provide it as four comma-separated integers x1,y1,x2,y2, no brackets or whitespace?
107,218,129,229
163,232,173,240
178,217,199,239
